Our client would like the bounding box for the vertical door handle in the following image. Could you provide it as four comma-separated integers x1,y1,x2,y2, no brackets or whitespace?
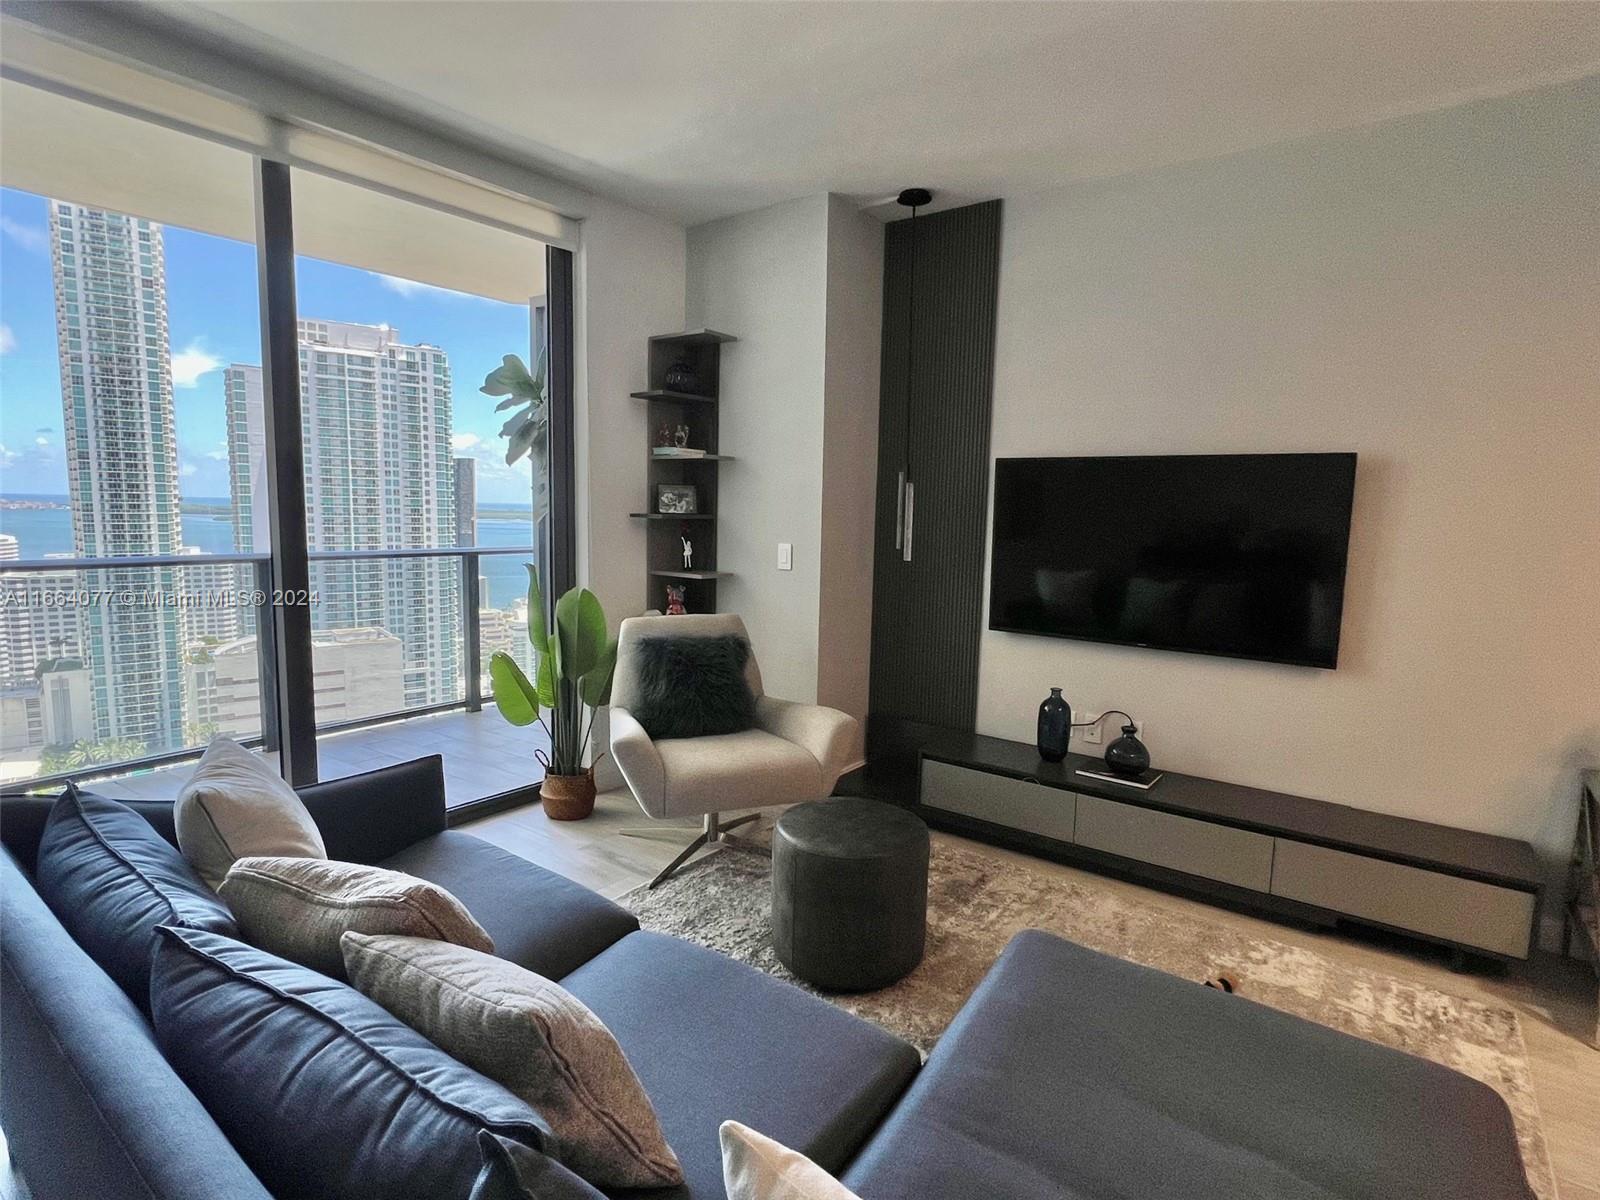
902,480,914,562
894,470,905,551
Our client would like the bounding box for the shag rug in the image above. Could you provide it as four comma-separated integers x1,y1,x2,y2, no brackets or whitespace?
620,835,1556,1199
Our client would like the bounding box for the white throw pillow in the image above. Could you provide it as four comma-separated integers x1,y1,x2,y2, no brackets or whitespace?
719,1122,862,1200
175,737,326,889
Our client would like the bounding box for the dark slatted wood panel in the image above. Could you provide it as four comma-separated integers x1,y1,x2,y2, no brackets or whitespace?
869,200,1002,730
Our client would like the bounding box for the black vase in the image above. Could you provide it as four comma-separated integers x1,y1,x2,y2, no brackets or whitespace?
1105,724,1151,778
1037,688,1071,763
664,360,702,395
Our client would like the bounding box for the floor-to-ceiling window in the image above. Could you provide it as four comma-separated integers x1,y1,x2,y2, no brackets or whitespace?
0,77,570,809
0,82,266,786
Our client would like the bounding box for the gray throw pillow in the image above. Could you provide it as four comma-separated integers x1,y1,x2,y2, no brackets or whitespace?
631,634,756,740
343,933,682,1189
176,736,326,889
220,857,493,979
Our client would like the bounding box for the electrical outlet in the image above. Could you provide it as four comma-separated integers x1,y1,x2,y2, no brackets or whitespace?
1078,712,1103,745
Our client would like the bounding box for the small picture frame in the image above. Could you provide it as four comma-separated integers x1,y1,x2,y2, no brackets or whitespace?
656,483,699,515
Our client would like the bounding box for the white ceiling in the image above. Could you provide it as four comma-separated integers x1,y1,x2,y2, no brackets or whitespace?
142,1,1600,226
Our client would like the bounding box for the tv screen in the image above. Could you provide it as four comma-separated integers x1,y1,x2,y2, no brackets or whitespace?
989,453,1357,668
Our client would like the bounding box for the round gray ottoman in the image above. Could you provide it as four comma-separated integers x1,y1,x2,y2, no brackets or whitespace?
772,797,929,992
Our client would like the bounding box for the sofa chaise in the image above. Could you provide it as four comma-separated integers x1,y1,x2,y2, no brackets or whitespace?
0,756,1534,1200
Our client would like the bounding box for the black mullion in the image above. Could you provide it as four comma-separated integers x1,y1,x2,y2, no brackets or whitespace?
253,158,318,786
545,245,577,607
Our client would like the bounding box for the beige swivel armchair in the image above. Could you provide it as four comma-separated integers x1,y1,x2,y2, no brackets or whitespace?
609,613,859,888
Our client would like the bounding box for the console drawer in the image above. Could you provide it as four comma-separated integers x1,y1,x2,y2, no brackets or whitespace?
1074,793,1274,891
1270,839,1535,958
920,759,1076,843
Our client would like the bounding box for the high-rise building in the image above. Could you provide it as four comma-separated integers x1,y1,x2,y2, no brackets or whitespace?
223,364,270,553
49,201,184,751
453,456,477,547
0,549,83,687
225,319,460,709
176,546,243,646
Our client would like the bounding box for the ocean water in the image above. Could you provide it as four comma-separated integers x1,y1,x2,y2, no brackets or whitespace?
0,499,538,610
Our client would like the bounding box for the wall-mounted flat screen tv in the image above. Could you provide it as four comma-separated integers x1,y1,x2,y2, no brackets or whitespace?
989,453,1357,668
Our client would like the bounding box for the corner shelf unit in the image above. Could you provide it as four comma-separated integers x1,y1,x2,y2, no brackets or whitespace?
638,329,736,613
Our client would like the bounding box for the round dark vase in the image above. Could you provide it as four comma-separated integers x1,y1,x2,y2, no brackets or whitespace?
1037,688,1071,763
1104,724,1151,778
664,360,702,395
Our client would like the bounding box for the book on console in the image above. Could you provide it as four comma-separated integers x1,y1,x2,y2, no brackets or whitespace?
1074,765,1164,790
652,447,706,458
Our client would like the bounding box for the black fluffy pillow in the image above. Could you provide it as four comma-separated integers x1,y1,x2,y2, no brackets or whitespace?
630,634,756,740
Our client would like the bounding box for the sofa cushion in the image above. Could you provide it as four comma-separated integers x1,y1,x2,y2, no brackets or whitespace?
219,856,493,978
381,831,638,979
149,925,595,1200
471,1131,606,1200
841,929,1534,1200
561,931,920,1200
344,933,682,1189
1,849,273,1200
631,634,757,740
176,736,326,888
34,785,238,1010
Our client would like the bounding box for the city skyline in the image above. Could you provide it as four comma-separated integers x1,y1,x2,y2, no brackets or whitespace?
1,185,538,506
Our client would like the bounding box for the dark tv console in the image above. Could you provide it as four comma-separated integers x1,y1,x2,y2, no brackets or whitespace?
917,732,1543,962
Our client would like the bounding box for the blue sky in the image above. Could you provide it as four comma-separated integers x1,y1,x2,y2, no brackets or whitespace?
0,187,535,504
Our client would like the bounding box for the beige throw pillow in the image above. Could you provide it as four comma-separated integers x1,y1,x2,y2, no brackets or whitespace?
175,737,326,889
219,858,493,978
342,932,682,1189
720,1122,862,1200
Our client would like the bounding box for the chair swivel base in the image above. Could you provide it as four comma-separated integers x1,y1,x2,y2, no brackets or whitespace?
622,811,760,889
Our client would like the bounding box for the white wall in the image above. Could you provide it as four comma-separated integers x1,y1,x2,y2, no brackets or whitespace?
978,77,1600,941
818,196,884,720
685,194,882,729
575,195,687,629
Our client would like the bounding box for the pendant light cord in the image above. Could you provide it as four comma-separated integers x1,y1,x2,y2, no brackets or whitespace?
904,199,918,477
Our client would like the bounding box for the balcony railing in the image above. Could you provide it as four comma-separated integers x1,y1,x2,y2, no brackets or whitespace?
0,545,540,794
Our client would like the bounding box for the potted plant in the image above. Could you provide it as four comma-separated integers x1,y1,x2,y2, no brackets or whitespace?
490,566,617,821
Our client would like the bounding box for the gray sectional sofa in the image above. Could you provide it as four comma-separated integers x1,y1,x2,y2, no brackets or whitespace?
1,756,1535,1199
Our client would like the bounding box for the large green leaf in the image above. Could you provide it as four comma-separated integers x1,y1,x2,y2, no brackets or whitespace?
505,419,538,466
524,565,550,657
579,635,618,707
554,587,607,681
535,647,558,709
479,353,537,398
489,652,541,726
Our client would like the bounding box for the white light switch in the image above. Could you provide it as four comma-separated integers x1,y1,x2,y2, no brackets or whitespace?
777,543,793,571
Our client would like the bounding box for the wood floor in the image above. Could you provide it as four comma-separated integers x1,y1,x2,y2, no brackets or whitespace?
465,793,1600,1199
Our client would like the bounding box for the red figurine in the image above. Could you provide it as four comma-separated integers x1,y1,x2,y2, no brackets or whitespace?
664,583,688,615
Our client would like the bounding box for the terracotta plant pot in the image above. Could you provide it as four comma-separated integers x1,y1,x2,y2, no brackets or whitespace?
540,770,596,821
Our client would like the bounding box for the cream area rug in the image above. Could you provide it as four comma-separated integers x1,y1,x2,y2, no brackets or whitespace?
621,835,1556,1199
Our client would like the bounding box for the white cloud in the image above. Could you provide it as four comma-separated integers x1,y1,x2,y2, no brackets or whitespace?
180,462,198,478
450,432,482,451
34,435,49,447
0,444,16,467
171,342,223,388
0,217,46,253
374,272,497,303
0,324,15,354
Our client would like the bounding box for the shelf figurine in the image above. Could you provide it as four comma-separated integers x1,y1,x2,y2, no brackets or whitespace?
673,423,691,449
681,536,694,570
665,583,688,616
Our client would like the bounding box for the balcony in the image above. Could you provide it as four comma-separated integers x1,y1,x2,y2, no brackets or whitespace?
65,705,549,812
0,544,550,814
